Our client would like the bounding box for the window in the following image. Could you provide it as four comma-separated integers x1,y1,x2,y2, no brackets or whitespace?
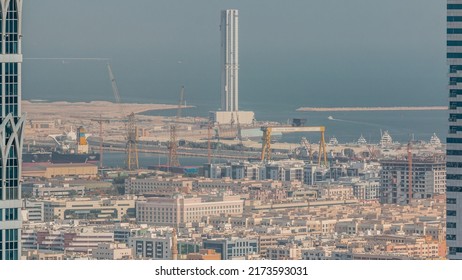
449,247,462,255
447,234,457,241
448,4,462,9
447,198,457,204
5,229,18,260
448,222,457,229
450,126,462,134
449,89,462,97
448,16,462,22
5,0,18,54
448,29,462,35
5,208,17,221
447,150,462,156
447,210,457,216
447,174,462,180
447,186,462,192
449,102,462,110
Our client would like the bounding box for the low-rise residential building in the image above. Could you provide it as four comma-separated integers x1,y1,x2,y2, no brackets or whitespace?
92,243,133,260
203,238,259,260
128,234,173,260
301,247,333,260
125,177,193,195
31,183,85,198
266,245,301,260
42,197,135,222
186,249,221,260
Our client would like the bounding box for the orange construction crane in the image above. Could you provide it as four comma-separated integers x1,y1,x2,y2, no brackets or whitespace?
407,141,413,204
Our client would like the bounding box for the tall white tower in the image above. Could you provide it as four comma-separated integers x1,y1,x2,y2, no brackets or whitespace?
0,0,25,260
220,9,239,112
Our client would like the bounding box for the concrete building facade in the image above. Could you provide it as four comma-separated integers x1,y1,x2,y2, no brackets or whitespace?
0,0,24,260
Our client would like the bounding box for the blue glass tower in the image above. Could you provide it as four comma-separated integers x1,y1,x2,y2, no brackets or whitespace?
0,0,24,260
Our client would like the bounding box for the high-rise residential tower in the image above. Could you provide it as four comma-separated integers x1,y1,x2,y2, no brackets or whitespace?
220,9,239,112
447,0,462,260
0,0,24,260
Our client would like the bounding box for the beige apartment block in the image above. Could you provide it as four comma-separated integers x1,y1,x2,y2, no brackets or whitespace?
92,243,134,260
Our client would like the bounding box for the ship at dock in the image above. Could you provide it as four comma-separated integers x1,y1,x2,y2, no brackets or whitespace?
23,126,100,164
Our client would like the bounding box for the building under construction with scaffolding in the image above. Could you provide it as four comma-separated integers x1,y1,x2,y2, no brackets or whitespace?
379,158,446,205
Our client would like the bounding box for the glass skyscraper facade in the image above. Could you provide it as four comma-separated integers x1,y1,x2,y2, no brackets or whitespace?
0,0,24,260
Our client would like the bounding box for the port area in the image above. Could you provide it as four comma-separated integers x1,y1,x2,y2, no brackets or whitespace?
24,100,267,160
23,101,445,164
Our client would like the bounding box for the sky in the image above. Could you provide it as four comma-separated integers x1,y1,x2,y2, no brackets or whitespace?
21,0,446,111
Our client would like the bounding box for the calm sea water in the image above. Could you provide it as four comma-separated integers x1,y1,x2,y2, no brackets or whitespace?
103,152,211,169
144,107,448,144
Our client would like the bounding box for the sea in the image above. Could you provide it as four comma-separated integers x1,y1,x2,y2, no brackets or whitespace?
146,107,448,145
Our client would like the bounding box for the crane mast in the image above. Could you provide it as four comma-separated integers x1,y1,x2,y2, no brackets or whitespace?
168,86,184,168
106,63,138,169
90,115,110,169
407,141,413,204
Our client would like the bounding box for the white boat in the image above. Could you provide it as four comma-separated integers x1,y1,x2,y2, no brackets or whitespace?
327,116,334,120
429,133,441,147
380,131,393,147
357,134,367,145
328,136,339,146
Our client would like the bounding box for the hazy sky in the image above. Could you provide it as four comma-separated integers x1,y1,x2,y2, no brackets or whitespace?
22,0,446,110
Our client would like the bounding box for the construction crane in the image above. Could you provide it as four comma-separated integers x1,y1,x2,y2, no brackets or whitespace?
107,63,138,169
213,126,223,163
261,126,327,166
107,63,125,116
207,122,213,164
235,112,243,145
168,86,184,168
126,113,139,170
90,115,110,168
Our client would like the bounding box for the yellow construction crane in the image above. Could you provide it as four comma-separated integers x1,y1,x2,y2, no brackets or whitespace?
90,115,110,168
261,126,327,166
168,86,184,168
